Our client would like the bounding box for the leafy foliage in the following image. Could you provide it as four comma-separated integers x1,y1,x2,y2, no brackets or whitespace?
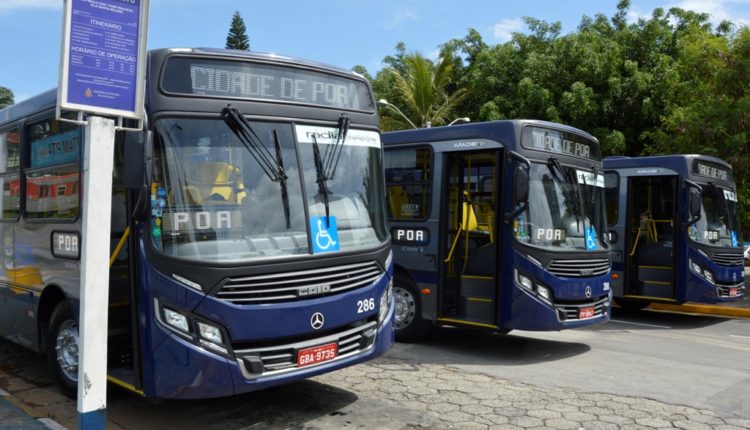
368,2,750,235
0,86,13,109
225,11,250,51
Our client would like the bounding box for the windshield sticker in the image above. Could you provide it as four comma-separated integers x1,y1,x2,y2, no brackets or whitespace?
723,189,737,202
585,226,598,251
514,213,528,239
576,170,604,188
704,230,719,242
534,228,566,242
311,216,340,253
295,125,380,148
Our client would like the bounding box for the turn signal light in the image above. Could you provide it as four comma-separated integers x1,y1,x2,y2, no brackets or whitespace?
611,273,620,280
421,288,431,295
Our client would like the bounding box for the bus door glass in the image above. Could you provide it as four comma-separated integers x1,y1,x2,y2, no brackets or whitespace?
441,150,500,325
625,175,677,299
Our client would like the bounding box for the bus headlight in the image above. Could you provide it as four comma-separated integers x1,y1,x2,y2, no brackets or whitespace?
197,322,223,344
515,269,533,291
163,308,190,333
689,259,702,276
536,284,552,303
703,270,714,284
379,278,393,323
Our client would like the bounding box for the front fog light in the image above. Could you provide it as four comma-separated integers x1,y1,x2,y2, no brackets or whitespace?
197,322,223,344
164,308,189,333
379,278,393,322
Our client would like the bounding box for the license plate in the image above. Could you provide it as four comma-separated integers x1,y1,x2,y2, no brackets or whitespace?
297,342,338,367
729,287,739,297
579,306,595,319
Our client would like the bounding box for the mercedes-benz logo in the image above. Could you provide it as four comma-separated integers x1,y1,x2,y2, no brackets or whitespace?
585,286,592,298
310,312,325,330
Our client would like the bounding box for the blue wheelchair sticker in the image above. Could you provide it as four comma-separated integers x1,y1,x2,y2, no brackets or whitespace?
731,231,739,247
310,216,340,254
585,226,598,251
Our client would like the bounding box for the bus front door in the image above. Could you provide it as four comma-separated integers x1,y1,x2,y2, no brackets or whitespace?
439,150,501,327
624,175,678,300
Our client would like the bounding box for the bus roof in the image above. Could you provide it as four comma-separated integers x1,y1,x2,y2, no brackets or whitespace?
0,48,367,128
603,154,732,171
0,88,57,128
381,120,597,148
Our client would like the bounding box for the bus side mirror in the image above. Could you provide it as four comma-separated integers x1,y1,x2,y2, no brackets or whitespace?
514,165,529,204
123,130,153,190
689,188,701,218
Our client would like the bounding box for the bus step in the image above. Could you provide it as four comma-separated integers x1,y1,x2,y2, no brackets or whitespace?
459,276,495,298
459,297,494,323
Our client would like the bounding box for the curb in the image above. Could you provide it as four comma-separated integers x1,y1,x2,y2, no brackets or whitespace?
0,388,67,430
649,302,750,318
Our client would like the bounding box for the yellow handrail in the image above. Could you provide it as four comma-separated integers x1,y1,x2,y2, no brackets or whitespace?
630,227,642,256
110,226,130,267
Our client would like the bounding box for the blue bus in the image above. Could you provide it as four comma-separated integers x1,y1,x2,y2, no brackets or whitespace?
603,155,745,307
382,121,612,340
0,48,394,398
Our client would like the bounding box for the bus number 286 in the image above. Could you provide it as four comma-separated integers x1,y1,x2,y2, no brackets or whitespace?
357,298,375,313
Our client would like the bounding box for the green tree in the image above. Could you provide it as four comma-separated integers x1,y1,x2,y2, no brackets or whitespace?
225,11,250,51
380,52,468,130
0,86,13,109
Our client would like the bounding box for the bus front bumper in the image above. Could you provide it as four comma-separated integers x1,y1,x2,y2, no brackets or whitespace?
147,301,394,399
507,284,612,331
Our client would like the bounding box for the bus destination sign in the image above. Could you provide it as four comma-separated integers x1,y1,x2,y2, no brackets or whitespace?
521,126,600,161
162,57,375,112
692,160,732,182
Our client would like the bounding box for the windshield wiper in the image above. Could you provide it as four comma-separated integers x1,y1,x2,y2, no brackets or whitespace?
311,114,351,228
273,130,291,229
222,105,291,228
311,135,331,227
323,114,350,180
547,158,584,233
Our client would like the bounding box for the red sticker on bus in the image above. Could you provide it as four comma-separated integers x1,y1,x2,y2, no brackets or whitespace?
297,343,338,367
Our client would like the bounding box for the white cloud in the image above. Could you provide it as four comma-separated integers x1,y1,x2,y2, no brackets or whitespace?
0,0,59,13
493,18,525,42
669,0,750,26
384,9,419,30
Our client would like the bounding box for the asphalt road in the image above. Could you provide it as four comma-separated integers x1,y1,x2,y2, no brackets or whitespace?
1,308,749,429
392,308,750,420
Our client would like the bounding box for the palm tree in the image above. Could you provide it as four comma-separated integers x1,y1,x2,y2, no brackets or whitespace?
381,52,468,130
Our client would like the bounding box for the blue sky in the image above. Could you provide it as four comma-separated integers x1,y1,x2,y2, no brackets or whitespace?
1,0,749,103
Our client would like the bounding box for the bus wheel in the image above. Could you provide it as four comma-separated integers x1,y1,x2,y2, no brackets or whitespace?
393,278,429,342
46,301,78,398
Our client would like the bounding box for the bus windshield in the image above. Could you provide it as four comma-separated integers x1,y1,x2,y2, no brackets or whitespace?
690,183,741,247
515,161,608,251
150,117,387,262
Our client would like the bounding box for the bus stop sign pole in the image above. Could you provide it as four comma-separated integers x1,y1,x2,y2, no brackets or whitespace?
77,116,116,428
57,1,149,428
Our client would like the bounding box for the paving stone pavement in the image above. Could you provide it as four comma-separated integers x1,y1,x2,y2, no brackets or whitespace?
314,356,750,430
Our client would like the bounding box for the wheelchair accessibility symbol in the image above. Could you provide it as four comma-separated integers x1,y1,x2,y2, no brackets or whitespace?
311,216,340,254
585,226,598,251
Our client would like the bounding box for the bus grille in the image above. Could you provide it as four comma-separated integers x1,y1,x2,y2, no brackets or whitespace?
716,283,745,298
234,320,377,378
711,251,744,267
547,258,610,278
555,296,609,321
216,261,383,304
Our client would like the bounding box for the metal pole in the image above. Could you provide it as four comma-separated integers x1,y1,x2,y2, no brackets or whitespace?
77,116,116,430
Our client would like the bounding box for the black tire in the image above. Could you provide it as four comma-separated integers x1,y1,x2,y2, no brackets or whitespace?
393,276,430,342
616,298,649,311
46,301,78,398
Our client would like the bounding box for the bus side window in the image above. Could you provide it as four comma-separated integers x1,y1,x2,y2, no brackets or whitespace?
0,128,20,221
604,172,619,226
384,148,432,220
24,118,81,221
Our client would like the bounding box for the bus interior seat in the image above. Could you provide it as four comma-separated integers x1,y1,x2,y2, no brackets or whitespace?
185,161,244,204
